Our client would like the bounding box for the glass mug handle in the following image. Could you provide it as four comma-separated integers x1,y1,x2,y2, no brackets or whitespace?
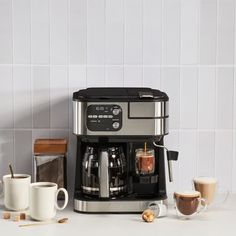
197,198,207,214
211,186,229,207
55,188,69,210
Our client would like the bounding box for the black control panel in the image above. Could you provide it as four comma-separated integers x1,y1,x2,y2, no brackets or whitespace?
86,105,122,131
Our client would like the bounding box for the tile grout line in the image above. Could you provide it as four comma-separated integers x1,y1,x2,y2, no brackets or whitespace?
196,0,200,177
122,0,125,87
177,0,182,190
11,0,16,169
67,0,70,130
49,0,52,136
85,0,88,88
141,0,144,87
214,0,220,179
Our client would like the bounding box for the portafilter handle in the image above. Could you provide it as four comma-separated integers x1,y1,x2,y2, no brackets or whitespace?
153,142,178,182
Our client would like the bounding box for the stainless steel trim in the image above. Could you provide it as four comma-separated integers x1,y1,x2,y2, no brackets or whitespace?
99,150,109,198
129,101,168,118
74,199,168,214
81,186,127,193
73,101,169,136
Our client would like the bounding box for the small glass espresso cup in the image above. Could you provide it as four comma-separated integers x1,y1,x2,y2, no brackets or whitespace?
135,148,155,175
174,191,206,219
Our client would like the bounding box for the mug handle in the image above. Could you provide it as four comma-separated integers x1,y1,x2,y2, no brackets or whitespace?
55,188,69,211
197,198,207,213
211,187,229,207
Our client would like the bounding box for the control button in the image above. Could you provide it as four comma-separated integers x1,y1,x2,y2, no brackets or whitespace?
88,115,92,118
98,115,103,118
112,122,120,129
103,115,108,118
108,115,113,118
112,108,120,116
92,115,97,118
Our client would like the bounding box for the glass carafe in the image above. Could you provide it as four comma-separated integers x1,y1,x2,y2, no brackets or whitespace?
82,146,99,196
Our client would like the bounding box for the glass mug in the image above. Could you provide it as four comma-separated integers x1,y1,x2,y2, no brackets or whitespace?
174,191,206,219
135,148,155,175
193,176,229,207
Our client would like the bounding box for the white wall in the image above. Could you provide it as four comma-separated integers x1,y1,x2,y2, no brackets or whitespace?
0,0,236,194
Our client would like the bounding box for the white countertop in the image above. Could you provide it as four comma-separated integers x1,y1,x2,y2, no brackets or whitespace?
0,195,236,236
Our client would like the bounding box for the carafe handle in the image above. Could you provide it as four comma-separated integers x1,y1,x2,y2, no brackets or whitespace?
99,150,109,198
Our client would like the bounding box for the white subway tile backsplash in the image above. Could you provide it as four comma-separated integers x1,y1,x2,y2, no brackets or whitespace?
32,66,50,128
87,66,105,87
13,66,32,128
105,66,124,87
14,130,32,175
216,67,234,129
180,0,199,64
105,0,124,65
198,67,216,129
0,130,14,176
215,130,233,191
69,0,86,64
197,131,215,177
200,0,217,64
68,65,86,129
50,129,69,140
161,68,180,129
87,0,105,65
163,0,180,65
179,130,197,190
124,0,142,64
0,66,13,128
124,66,142,87
69,65,86,89
12,0,30,64
143,0,162,65
217,0,235,65
50,0,68,65
1,0,236,193
31,0,50,64
142,67,161,89
32,129,50,141
0,0,12,64
50,66,69,128
180,67,198,129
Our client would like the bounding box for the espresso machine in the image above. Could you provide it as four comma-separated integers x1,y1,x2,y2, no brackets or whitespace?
73,87,178,214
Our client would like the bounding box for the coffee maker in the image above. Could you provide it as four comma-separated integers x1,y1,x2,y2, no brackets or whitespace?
73,87,178,214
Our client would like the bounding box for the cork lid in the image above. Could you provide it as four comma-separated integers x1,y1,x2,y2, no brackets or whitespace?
34,139,67,155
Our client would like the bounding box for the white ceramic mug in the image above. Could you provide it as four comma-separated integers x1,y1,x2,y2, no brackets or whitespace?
29,182,68,221
0,174,31,211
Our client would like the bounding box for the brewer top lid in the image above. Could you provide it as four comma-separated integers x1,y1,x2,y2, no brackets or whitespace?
73,87,168,102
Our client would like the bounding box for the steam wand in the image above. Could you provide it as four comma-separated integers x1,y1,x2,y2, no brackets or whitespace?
152,142,178,182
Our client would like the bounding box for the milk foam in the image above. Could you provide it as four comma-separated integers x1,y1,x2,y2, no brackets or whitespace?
193,177,217,184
